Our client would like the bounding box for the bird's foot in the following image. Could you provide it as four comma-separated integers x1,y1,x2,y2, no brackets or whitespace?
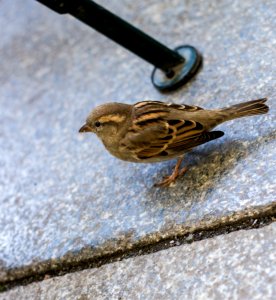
154,157,187,187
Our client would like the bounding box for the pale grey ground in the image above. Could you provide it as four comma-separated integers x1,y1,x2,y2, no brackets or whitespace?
0,0,275,282
1,223,276,300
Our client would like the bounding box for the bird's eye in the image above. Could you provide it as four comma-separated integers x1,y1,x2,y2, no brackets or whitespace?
94,121,101,127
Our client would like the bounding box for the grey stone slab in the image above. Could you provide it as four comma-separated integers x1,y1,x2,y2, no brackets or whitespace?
1,223,276,300
0,0,276,282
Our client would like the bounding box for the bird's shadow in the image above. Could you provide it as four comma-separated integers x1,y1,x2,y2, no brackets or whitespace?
143,129,276,206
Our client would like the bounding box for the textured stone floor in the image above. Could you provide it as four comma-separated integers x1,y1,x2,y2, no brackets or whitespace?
0,0,275,283
1,223,275,300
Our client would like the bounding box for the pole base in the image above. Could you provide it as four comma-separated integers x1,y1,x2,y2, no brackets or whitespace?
151,45,202,92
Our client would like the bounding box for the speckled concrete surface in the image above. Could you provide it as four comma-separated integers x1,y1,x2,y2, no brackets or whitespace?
1,223,276,300
0,0,275,283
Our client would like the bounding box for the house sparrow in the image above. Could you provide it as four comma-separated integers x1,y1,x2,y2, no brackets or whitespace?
79,98,269,187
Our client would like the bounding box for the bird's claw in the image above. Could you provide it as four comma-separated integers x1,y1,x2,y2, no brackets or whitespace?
154,166,188,187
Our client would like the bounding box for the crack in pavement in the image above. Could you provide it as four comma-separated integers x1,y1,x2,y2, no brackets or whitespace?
1,207,275,293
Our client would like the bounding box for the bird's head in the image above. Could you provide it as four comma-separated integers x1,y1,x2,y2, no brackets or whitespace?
79,102,131,140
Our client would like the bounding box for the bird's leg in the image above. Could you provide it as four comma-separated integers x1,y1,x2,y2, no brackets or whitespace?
155,156,188,187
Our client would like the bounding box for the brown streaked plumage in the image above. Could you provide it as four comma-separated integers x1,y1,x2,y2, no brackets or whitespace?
79,98,269,187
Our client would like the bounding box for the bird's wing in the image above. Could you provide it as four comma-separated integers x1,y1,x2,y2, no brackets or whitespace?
120,101,224,160
133,100,204,113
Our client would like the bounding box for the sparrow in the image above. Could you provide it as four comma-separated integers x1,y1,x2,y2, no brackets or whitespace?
79,98,269,187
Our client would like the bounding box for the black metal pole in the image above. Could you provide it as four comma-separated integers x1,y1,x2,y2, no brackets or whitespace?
36,0,202,91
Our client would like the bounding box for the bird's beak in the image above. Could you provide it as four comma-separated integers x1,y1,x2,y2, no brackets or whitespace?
79,124,93,133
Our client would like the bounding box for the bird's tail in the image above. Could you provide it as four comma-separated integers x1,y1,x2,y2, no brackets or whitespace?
220,98,269,122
